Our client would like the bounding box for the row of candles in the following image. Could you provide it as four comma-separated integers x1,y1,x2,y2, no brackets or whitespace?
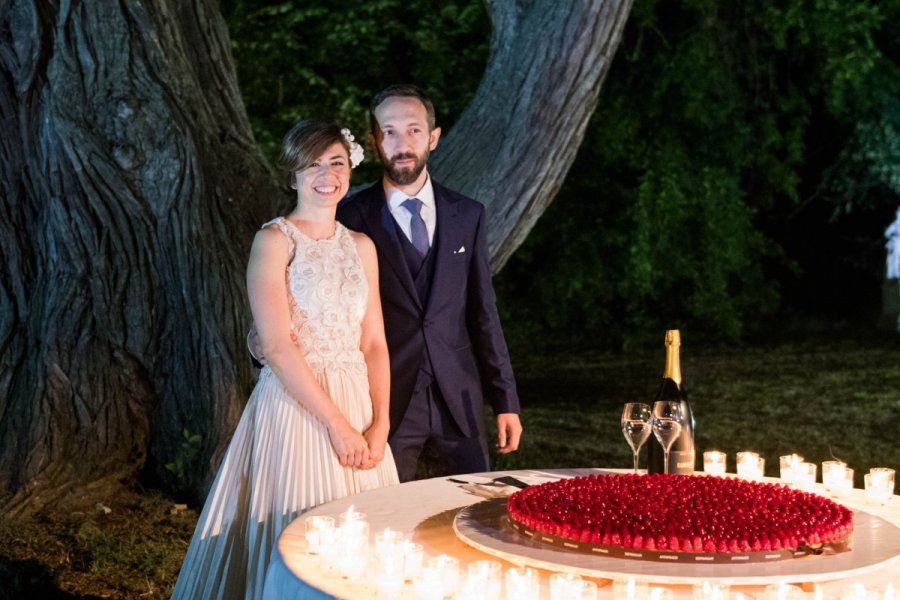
691,581,896,600
701,451,895,502
306,506,897,600
305,506,603,599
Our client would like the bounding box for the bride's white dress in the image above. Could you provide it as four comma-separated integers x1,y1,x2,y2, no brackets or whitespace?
171,218,399,600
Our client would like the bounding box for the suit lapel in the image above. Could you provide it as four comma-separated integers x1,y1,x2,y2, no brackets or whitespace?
361,188,422,309
426,185,460,314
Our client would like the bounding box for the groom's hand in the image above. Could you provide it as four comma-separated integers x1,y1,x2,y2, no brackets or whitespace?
495,413,522,454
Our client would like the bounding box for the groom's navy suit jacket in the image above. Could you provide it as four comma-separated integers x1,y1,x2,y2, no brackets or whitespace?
337,180,519,439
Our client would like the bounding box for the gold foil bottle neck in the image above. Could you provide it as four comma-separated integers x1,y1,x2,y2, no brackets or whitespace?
663,329,682,385
665,329,681,347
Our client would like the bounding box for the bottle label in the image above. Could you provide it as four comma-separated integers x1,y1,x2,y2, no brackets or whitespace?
670,450,696,474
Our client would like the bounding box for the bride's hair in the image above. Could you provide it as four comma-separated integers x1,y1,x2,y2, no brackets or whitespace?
279,119,350,178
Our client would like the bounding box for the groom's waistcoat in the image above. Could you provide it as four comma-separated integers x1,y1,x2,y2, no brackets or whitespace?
393,216,437,381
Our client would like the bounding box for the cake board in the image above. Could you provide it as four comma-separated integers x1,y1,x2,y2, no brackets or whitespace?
453,498,900,585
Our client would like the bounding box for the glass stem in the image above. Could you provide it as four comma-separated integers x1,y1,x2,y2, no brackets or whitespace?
663,451,670,474
633,451,639,474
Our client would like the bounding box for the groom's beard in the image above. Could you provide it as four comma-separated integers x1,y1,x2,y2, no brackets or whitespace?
383,150,429,186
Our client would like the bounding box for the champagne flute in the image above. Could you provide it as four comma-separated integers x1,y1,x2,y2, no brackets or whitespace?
621,403,652,473
651,401,684,474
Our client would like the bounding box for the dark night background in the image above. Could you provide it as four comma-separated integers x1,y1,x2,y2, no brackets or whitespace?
224,0,900,350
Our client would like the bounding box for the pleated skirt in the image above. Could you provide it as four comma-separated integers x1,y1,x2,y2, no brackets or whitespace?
171,366,399,600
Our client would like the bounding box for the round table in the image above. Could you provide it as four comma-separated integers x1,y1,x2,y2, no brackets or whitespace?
264,468,900,599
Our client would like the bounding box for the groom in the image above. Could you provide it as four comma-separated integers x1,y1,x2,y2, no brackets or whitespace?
337,84,522,482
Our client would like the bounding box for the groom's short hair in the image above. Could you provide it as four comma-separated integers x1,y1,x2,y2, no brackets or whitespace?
369,84,437,133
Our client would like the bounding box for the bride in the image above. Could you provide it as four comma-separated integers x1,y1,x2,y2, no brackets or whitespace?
171,119,399,599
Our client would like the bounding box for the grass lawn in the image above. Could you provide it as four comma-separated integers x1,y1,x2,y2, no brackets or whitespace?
1,338,898,598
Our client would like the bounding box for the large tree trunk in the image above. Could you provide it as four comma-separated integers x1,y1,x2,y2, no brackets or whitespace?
0,0,632,515
432,0,633,271
0,0,278,515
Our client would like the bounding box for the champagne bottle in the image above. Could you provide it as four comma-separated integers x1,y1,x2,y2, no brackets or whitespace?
647,330,696,474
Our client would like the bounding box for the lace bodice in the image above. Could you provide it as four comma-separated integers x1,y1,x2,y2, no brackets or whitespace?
249,217,368,376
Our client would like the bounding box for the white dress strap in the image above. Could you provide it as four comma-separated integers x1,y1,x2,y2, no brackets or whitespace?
261,216,297,261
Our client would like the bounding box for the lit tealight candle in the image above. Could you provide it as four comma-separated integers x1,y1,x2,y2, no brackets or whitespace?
704,451,727,476
375,570,404,599
832,467,854,497
427,554,460,598
795,462,817,490
550,573,581,600
649,588,675,600
867,468,895,500
465,560,502,600
614,577,649,600
694,581,730,600
401,541,423,580
780,454,805,483
765,583,804,600
505,567,540,600
339,505,366,525
840,582,873,600
374,527,406,572
303,515,334,555
737,451,764,480
413,566,445,600
336,542,369,580
551,573,599,600
822,460,846,490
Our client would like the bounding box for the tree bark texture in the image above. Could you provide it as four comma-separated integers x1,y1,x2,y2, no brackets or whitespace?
0,0,632,515
431,0,633,271
0,0,278,515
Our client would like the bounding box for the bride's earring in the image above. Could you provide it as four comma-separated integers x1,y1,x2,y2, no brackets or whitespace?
290,173,298,190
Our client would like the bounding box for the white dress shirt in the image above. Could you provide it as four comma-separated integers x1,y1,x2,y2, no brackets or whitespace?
384,172,436,247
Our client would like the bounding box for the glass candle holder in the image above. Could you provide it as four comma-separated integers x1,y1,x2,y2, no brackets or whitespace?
839,582,882,600
427,554,460,598
551,573,598,600
694,581,730,600
303,515,335,555
319,528,342,571
337,542,369,580
832,467,854,497
865,468,895,504
795,462,817,490
703,451,727,476
573,579,599,600
779,454,805,483
375,570,404,599
649,588,675,600
505,567,540,600
413,566,445,600
822,461,846,490
737,452,764,480
614,577,650,600
463,560,502,600
551,573,582,600
402,541,424,580
339,506,366,524
375,528,407,574
340,519,370,546
456,579,487,600
765,584,804,600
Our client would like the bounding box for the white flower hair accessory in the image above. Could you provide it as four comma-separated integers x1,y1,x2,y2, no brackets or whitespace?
341,128,364,169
